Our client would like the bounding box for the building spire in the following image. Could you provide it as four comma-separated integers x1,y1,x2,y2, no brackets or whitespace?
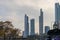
40,8,43,16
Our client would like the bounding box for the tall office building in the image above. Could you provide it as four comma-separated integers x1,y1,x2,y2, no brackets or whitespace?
39,9,43,35
45,26,50,34
24,14,29,38
55,3,60,29
30,19,35,35
55,3,60,22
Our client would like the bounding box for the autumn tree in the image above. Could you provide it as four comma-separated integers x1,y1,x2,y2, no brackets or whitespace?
0,21,21,37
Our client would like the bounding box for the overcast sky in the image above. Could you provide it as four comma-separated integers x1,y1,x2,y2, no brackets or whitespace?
0,0,60,33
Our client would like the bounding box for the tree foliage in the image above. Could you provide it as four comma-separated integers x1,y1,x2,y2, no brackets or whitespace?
0,21,21,37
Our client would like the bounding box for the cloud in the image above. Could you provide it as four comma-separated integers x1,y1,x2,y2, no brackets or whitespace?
5,13,21,28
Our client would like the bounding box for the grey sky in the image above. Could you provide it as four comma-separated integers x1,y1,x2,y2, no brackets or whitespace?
0,0,60,33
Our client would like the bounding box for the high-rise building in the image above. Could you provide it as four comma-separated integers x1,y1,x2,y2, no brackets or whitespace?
55,3,60,22
39,9,43,35
55,3,60,29
24,14,29,38
45,26,50,34
30,19,35,35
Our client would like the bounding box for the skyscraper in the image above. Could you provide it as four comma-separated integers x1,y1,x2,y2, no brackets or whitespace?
24,14,29,38
55,3,60,22
30,19,35,35
39,9,43,35
45,26,50,34
55,3,60,29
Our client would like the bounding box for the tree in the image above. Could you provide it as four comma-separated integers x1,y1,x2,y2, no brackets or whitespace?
0,21,21,37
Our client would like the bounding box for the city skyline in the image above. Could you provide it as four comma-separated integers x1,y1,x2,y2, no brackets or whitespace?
0,0,60,33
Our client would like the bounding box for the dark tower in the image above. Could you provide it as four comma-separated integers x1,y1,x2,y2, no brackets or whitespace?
39,9,43,35
24,14,29,38
30,19,35,35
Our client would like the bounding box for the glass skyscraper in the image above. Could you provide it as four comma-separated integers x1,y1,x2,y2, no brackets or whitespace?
55,3,60,29
55,3,60,22
39,9,43,35
30,19,35,35
24,14,29,38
